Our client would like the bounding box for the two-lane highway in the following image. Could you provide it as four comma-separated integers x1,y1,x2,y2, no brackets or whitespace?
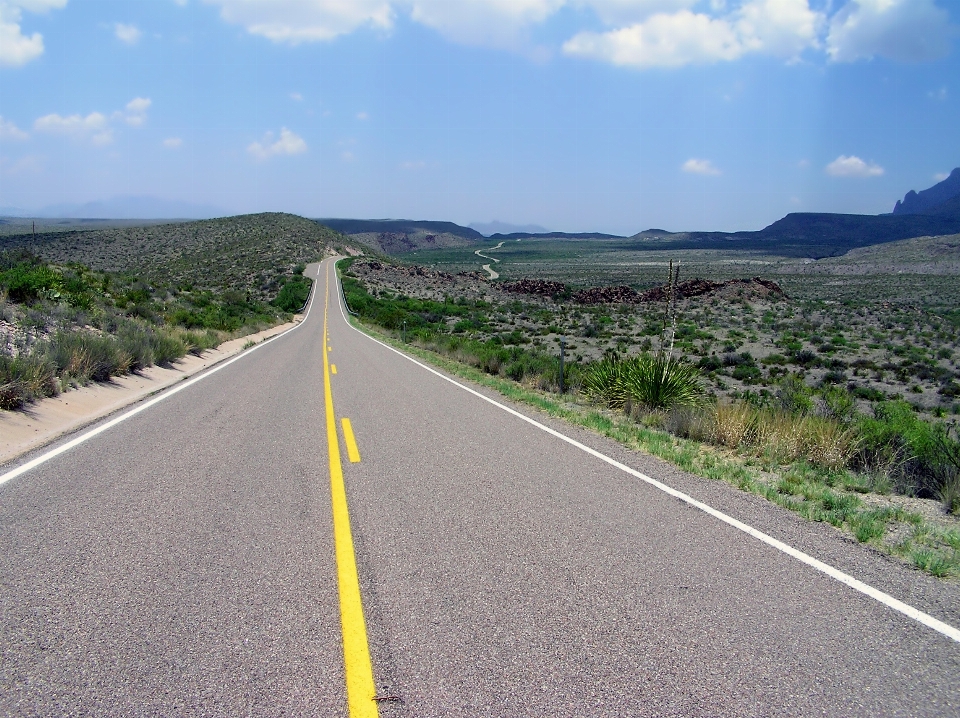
2,257,959,716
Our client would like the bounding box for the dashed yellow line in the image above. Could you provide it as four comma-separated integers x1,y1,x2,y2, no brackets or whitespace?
332,364,338,375
322,263,379,718
341,419,361,463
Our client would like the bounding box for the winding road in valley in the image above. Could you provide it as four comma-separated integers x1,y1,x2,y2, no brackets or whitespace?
475,241,504,279
2,257,960,716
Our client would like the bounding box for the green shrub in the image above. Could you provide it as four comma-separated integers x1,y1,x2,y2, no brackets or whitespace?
271,275,313,313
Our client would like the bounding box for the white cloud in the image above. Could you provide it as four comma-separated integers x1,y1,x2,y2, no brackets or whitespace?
290,92,303,101
126,97,151,114
827,0,953,63
114,22,142,45
163,137,183,149
195,0,955,69
934,172,949,182
34,111,113,145
247,127,307,160
0,116,29,140
112,97,151,126
929,86,947,101
565,11,740,67
682,158,721,175
825,155,884,178
32,97,150,146
734,0,822,58
202,0,393,44
401,159,427,170
564,0,822,68
0,5,43,66
356,111,369,121
341,150,355,162
0,0,67,67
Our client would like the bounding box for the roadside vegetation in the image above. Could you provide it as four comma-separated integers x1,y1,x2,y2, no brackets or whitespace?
340,255,960,579
0,246,313,410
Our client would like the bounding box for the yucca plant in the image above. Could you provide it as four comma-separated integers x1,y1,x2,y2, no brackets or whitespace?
582,357,627,408
619,352,702,411
584,352,703,412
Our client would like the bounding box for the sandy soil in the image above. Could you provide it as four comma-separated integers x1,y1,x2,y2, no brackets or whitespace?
0,318,302,466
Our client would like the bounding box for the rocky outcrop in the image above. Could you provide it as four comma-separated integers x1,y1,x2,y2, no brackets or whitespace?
502,279,570,297
572,286,641,304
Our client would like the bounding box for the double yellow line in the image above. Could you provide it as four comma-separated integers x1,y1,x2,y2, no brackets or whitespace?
322,262,379,718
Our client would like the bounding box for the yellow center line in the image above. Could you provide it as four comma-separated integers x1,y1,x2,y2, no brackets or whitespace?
322,262,379,717
341,418,362,463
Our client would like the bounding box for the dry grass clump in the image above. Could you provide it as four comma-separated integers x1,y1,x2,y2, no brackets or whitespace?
700,402,858,470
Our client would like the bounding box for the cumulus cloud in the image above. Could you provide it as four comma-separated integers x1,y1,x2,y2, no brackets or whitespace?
114,22,141,45
290,92,304,101
0,6,41,66
247,127,308,160
163,137,183,149
827,0,953,63
32,97,148,146
119,97,152,126
0,0,67,67
34,111,113,145
0,116,29,140
202,0,393,44
682,158,721,175
196,0,956,68
825,155,884,178
564,0,822,67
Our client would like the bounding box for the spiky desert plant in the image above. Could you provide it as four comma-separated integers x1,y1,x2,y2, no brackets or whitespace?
582,357,627,408
619,352,703,412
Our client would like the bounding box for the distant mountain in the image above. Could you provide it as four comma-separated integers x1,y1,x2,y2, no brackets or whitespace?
469,221,550,237
626,206,960,259
893,169,960,215
32,196,225,220
489,231,626,240
316,218,483,254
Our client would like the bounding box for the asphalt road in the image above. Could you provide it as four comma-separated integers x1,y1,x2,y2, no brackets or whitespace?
2,257,959,716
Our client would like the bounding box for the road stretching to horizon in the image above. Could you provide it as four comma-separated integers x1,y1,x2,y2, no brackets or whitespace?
2,257,959,716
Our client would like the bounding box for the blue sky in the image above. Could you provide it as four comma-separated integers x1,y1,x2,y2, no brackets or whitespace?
0,0,957,234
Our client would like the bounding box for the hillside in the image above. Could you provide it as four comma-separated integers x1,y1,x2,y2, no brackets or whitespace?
0,213,360,301
316,218,483,254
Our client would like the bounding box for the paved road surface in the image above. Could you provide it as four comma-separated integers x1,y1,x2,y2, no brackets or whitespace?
2,257,959,716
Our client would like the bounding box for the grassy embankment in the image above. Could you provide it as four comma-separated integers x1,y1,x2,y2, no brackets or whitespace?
0,213,341,410
339,258,960,578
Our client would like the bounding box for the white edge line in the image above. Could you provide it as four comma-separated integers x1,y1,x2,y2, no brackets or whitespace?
332,260,960,646
0,263,324,489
